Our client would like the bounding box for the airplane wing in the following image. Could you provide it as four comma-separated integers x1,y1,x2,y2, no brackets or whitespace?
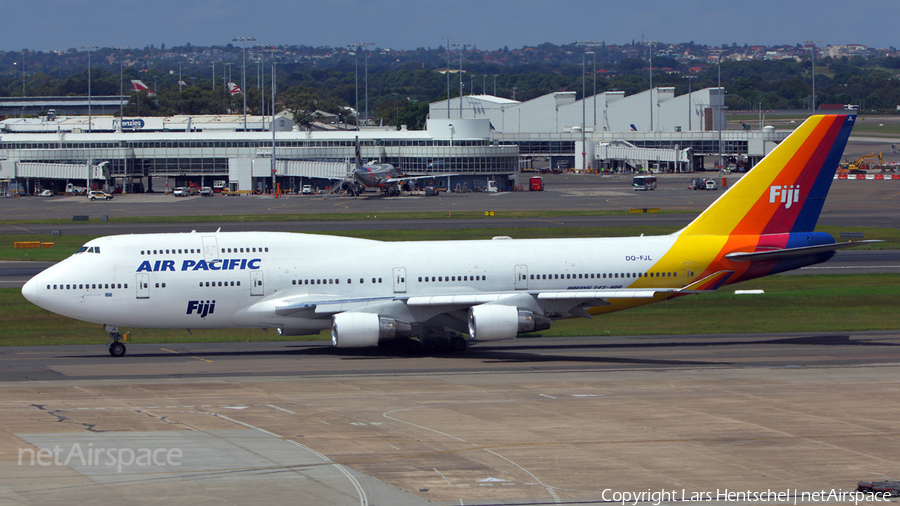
242,271,735,324
383,174,459,184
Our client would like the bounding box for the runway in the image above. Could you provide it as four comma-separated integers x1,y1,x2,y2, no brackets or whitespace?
2,332,899,505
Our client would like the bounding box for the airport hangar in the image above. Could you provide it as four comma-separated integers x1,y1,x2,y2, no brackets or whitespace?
0,87,789,195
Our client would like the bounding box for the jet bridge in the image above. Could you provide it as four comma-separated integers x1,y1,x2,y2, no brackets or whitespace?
596,140,693,173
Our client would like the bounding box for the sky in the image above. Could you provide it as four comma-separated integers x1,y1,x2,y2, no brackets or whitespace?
0,0,896,53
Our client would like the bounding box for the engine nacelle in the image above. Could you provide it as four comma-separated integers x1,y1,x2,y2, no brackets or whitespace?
467,305,551,341
331,312,411,348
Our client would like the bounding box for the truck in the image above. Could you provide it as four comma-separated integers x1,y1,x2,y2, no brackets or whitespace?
529,176,544,191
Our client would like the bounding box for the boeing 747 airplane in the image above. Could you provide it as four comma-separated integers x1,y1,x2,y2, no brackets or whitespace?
22,115,872,356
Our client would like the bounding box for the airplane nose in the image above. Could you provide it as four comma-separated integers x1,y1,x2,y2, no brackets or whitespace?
21,275,41,305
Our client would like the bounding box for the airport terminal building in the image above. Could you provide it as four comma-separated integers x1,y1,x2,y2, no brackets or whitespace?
0,87,790,196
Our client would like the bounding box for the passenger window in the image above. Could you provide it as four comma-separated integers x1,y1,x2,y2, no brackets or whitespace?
378,278,382,283
265,248,268,252
438,276,442,282
199,282,203,287
347,279,351,284
418,277,422,282
237,281,241,286
155,283,159,288
124,284,128,288
205,282,210,287
292,280,296,285
360,278,364,283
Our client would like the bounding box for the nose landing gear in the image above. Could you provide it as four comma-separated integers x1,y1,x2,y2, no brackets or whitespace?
105,325,127,357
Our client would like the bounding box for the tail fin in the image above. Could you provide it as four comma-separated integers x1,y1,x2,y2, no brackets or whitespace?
682,114,854,237
354,136,363,168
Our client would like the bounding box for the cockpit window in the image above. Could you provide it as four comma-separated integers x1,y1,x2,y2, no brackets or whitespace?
76,247,88,254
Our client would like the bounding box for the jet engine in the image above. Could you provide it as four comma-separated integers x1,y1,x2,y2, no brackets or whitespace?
467,305,551,341
331,312,412,348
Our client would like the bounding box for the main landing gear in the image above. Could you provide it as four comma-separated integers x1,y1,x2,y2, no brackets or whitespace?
105,325,127,357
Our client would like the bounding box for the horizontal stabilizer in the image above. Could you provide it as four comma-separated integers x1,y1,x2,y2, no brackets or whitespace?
725,240,882,262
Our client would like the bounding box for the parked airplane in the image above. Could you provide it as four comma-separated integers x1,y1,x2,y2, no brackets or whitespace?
343,137,456,196
22,115,872,357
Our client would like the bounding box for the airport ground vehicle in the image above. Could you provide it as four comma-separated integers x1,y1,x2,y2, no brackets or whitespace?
199,187,214,197
66,183,87,195
424,186,440,196
633,176,657,190
301,185,313,194
689,177,718,190
529,176,544,191
839,152,883,174
87,190,112,201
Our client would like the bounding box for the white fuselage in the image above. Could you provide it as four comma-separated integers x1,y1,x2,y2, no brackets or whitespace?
22,231,684,332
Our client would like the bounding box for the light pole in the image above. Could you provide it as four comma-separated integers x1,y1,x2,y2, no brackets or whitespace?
645,40,657,131
711,50,724,168
512,87,517,100
682,74,697,131
592,51,597,129
178,62,183,92
483,74,486,95
452,42,470,118
577,41,601,130
581,51,592,173
115,47,128,125
493,74,498,96
443,38,454,118
19,52,26,97
256,45,267,130
233,36,256,131
211,62,215,89
81,45,97,132
804,39,821,111
348,42,373,129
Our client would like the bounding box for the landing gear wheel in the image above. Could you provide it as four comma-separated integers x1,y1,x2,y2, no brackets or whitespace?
449,335,468,352
109,341,126,357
